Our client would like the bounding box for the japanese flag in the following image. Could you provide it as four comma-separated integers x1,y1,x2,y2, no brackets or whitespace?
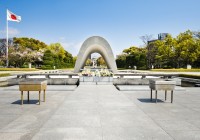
7,10,21,22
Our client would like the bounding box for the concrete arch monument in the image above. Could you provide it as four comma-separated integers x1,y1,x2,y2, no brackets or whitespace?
74,36,117,73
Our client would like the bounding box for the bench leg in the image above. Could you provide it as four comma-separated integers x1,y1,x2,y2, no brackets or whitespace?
21,91,23,105
165,90,167,101
150,89,152,101
43,90,45,102
155,90,157,103
27,91,30,102
171,90,173,103
39,91,41,105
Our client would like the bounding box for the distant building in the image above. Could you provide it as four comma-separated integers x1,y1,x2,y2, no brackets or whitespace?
158,33,168,40
0,38,13,57
147,33,169,45
147,39,158,45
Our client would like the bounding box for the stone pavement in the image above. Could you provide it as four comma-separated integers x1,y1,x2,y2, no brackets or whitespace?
0,85,200,140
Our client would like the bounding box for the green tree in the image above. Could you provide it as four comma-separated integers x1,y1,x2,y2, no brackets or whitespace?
47,43,74,68
146,30,200,68
116,54,126,68
48,43,65,59
175,30,198,67
63,51,74,67
192,31,200,67
122,46,147,69
13,37,47,51
8,37,48,67
147,41,158,69
97,57,106,66
42,50,54,69
73,56,77,67
85,59,92,66
154,35,176,68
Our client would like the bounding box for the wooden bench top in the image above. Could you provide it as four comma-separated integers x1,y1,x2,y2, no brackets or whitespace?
19,80,47,85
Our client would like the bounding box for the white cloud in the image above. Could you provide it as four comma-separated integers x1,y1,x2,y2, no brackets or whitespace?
0,27,20,37
74,42,83,52
59,37,83,56
59,37,66,41
9,27,20,36
61,42,74,49
113,50,122,58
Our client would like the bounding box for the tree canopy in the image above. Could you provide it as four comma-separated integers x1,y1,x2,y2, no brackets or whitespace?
13,37,47,50
149,30,200,68
4,37,75,69
2,30,200,70
116,46,147,69
117,30,200,69
41,43,74,69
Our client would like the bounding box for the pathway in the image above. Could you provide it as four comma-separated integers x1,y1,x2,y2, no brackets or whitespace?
31,85,188,140
0,85,200,140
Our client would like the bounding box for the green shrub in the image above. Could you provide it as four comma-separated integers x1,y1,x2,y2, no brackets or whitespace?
41,65,53,70
138,66,147,70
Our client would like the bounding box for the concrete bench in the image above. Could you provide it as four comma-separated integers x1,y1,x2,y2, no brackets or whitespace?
19,80,47,105
149,79,176,103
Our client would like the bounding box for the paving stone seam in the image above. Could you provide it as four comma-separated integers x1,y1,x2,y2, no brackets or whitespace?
122,92,176,140
20,92,73,140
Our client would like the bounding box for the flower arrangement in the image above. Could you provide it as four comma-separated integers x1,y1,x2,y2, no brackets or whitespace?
79,68,113,77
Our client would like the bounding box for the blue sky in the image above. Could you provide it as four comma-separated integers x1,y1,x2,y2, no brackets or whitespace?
0,0,199,57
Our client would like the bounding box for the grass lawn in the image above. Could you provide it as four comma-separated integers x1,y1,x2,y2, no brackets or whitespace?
150,69,200,72
0,68,39,71
59,68,74,70
0,73,11,77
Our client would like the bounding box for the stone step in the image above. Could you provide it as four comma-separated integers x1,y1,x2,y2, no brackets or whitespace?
116,85,185,91
79,82,113,85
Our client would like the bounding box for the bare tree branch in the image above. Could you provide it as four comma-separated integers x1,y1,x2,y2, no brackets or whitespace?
140,34,154,45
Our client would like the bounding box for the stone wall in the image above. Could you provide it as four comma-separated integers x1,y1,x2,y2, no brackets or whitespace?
113,78,181,86
1,78,79,86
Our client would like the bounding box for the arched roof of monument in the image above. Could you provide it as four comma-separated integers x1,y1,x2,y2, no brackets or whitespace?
74,36,117,73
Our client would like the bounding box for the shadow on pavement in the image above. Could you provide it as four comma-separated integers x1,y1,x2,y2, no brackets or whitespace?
12,100,39,105
138,98,164,103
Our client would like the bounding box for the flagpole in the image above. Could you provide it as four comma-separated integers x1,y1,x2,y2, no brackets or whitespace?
6,9,9,67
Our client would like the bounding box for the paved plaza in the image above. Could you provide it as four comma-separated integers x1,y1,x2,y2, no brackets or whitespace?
0,85,200,140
